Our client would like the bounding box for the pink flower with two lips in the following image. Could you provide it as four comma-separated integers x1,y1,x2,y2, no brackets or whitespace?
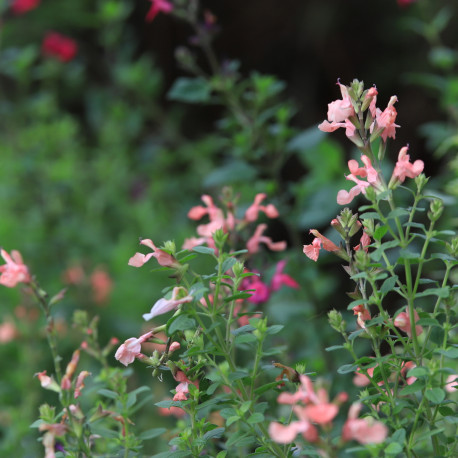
143,286,193,321
244,193,279,222
246,224,287,254
342,403,388,444
372,96,400,142
0,249,31,288
129,238,179,268
270,260,300,291
394,308,423,338
172,370,199,401
337,155,380,205
390,146,424,184
303,230,339,262
115,331,153,366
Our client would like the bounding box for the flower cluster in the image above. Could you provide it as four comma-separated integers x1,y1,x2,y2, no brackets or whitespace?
269,375,387,447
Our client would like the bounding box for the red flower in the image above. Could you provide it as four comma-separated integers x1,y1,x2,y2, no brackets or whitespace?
11,0,40,15
42,32,78,62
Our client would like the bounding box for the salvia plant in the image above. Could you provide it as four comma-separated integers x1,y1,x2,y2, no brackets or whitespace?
1,78,456,457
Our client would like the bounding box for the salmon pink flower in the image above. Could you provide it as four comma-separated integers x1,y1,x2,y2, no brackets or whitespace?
244,193,279,222
145,0,173,22
74,371,91,399
129,238,180,268
353,304,371,329
354,231,371,252
326,81,355,123
115,331,153,366
390,146,424,185
303,230,339,261
445,374,457,393
143,286,193,321
0,249,31,288
42,32,78,62
394,308,423,338
0,321,17,342
337,155,380,205
342,403,388,444
372,96,399,142
90,267,112,304
246,224,287,254
173,370,199,401
11,0,40,15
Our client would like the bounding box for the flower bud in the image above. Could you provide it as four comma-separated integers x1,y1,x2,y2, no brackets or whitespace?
353,249,370,271
428,198,444,222
232,261,245,279
415,174,429,194
163,241,176,256
328,309,346,333
212,228,228,250
39,404,56,423
446,237,458,258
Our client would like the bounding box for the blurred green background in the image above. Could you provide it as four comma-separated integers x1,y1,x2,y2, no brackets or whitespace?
0,0,456,455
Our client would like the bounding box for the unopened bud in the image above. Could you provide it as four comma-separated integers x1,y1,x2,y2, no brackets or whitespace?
415,174,429,194
232,261,245,278
213,228,228,250
446,237,458,258
328,309,346,333
428,198,444,222
354,249,370,271
163,241,176,256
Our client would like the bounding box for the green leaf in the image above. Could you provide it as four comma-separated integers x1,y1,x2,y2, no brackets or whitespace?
265,324,284,335
155,400,184,408
167,315,196,335
221,257,237,273
407,367,429,378
400,379,425,395
337,363,358,374
192,246,215,255
226,432,256,448
254,381,280,396
425,388,446,404
226,416,240,426
232,325,256,336
98,389,117,399
167,77,211,103
325,345,345,352
380,276,398,294
229,370,249,382
235,334,257,344
416,318,440,327
385,443,403,455
415,287,450,299
247,413,265,424
220,408,237,419
388,208,409,219
373,225,388,241
434,347,458,359
360,212,381,220
203,427,225,441
139,428,166,440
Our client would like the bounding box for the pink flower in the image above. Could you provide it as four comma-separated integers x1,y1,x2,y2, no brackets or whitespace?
11,0,40,15
74,371,91,398
337,155,380,205
394,308,423,338
42,32,78,62
354,231,371,252
0,321,17,343
143,286,193,321
303,230,339,262
242,275,270,304
342,403,388,444
353,304,371,329
365,86,378,117
353,368,374,387
129,238,179,268
445,374,457,393
90,267,112,304
373,96,399,142
326,81,355,123
270,260,300,291
244,193,279,222
115,331,152,366
246,224,287,254
390,146,424,184
172,370,199,401
0,249,31,288
145,0,173,22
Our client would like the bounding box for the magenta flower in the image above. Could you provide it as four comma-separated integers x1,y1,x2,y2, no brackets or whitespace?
242,275,270,304
143,286,193,321
115,331,153,366
342,403,388,444
303,230,339,262
10,0,40,15
0,249,31,288
270,260,300,292
390,146,424,184
42,32,78,63
145,0,173,22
